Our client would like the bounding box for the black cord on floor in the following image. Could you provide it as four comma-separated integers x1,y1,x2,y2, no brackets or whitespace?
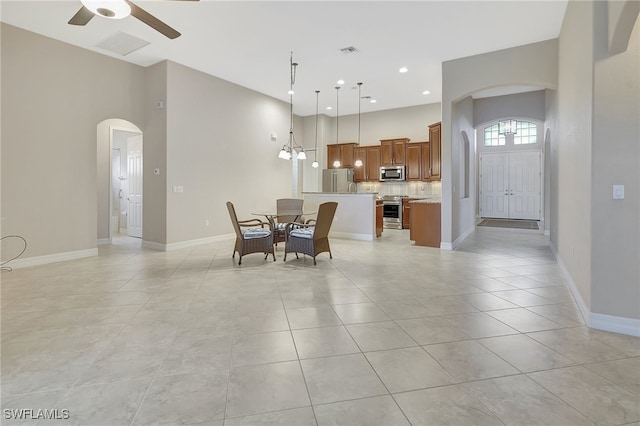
1,235,27,272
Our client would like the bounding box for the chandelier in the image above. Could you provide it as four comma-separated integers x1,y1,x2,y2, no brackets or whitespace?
278,52,307,160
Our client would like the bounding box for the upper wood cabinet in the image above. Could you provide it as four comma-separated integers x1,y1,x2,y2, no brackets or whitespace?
380,138,408,166
353,146,381,182
327,143,358,169
366,146,381,181
406,142,424,181
421,142,431,181
428,122,441,180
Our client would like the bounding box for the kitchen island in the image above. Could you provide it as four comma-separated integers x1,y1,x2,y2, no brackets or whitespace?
409,198,441,248
302,192,378,241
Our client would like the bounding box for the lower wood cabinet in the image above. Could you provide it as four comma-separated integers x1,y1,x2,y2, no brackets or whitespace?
376,200,383,237
410,202,441,247
402,198,419,229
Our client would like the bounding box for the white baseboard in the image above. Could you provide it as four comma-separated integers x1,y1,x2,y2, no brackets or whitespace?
330,231,374,241
591,313,640,337
5,248,98,269
440,242,453,250
549,241,591,326
142,234,235,252
97,238,111,246
452,225,475,250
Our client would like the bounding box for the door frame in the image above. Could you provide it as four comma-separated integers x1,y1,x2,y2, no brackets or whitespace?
107,123,143,244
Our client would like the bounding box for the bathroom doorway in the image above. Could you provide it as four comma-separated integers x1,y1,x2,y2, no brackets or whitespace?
97,119,143,245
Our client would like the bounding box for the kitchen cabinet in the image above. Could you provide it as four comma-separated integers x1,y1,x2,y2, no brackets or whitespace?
428,122,441,180
406,142,424,181
380,138,408,166
410,201,441,247
327,143,357,168
376,199,383,237
421,142,431,181
402,198,419,229
354,146,381,182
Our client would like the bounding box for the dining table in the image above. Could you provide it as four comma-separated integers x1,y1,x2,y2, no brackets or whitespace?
250,210,316,228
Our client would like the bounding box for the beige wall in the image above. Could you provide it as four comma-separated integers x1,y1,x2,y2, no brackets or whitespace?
552,0,595,310
451,97,475,241
591,9,639,319
1,24,146,259
164,61,294,244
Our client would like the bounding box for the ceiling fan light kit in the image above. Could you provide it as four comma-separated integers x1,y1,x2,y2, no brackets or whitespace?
81,0,131,19
69,0,199,39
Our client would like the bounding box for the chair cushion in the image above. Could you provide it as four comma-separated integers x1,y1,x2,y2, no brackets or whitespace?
242,228,271,239
290,227,314,239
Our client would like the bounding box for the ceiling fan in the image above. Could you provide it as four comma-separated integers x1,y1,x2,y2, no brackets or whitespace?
68,0,199,39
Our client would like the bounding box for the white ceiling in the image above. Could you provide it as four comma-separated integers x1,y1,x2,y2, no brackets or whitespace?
0,0,568,117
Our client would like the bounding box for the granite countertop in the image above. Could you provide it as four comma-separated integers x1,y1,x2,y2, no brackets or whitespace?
410,198,441,204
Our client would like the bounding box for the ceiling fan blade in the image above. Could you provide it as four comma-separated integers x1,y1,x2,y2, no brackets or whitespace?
68,6,95,26
125,0,181,39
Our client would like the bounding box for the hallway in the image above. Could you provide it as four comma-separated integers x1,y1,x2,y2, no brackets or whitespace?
1,226,639,425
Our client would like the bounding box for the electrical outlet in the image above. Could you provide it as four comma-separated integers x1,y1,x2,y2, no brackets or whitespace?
205,220,209,226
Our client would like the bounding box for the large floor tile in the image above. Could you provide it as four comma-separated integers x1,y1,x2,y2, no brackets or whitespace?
314,395,410,426
331,303,390,324
300,353,387,404
231,331,297,367
292,326,360,359
374,299,436,319
485,307,563,333
1,390,67,426
132,370,228,425
393,385,504,426
365,346,457,392
226,361,310,418
54,379,152,425
442,312,519,338
224,407,317,426
527,328,629,363
463,375,593,426
529,366,640,425
478,334,575,373
396,317,470,345
285,305,342,329
346,321,417,352
526,304,586,327
584,357,640,395
425,340,519,381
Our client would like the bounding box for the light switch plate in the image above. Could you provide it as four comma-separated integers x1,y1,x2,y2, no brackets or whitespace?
613,184,625,199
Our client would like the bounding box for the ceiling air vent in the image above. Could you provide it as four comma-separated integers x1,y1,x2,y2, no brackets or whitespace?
340,46,359,54
95,32,150,56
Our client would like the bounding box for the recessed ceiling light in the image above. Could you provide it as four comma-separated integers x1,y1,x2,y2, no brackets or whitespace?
370,99,377,103
422,90,430,95
337,79,345,85
326,106,333,110
399,67,408,73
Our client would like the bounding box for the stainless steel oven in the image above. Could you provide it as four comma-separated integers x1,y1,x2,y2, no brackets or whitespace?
380,195,406,229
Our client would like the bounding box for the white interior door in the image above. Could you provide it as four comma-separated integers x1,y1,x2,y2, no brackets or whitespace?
509,151,541,220
480,151,541,220
480,153,509,218
127,137,143,238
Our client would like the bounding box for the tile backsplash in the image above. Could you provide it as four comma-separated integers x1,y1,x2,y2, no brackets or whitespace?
357,181,441,197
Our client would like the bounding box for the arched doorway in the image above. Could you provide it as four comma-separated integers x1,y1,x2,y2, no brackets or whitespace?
97,119,143,245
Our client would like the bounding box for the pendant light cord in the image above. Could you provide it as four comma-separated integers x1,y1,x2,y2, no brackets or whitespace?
335,86,340,144
314,90,320,162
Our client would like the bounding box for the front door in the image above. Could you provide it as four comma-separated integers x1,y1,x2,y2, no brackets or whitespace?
127,137,143,238
480,151,540,220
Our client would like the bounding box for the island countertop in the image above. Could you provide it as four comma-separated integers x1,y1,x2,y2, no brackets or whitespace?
410,198,441,204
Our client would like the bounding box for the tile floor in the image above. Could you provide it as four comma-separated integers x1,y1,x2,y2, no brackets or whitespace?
1,227,639,425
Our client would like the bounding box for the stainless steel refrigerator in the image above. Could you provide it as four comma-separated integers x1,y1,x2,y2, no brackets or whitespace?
322,168,356,193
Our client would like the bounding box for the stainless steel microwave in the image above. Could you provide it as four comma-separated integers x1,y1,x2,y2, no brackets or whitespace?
379,166,406,181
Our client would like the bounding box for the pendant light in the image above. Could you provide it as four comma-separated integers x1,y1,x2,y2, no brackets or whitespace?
333,86,341,168
312,90,320,168
354,82,364,168
278,52,306,161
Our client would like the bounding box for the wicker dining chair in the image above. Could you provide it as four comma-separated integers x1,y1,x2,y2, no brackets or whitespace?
226,201,275,265
283,202,337,265
274,198,304,244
